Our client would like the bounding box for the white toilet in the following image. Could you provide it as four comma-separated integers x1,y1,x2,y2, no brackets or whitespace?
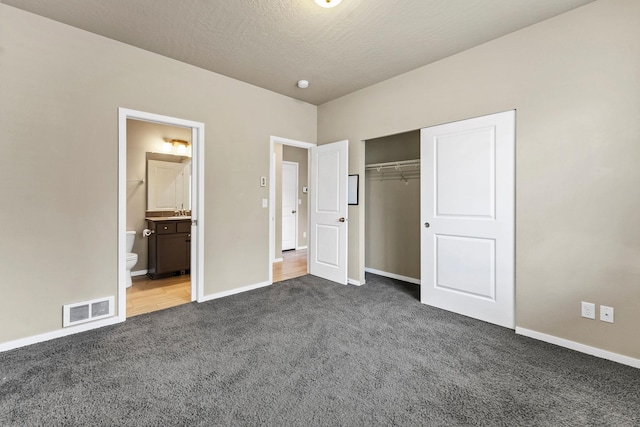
125,231,139,288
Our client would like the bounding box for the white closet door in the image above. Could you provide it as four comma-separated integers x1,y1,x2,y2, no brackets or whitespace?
420,111,515,328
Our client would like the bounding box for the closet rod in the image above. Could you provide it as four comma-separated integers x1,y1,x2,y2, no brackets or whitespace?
365,159,420,171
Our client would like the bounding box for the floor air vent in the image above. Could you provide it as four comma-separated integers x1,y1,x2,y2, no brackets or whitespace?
63,296,115,327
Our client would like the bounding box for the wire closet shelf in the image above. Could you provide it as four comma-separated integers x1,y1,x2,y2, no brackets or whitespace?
365,159,420,184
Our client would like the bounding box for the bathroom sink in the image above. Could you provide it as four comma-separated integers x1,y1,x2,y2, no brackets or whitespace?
165,216,191,220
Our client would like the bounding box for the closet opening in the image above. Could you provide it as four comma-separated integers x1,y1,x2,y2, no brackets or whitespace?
364,130,421,294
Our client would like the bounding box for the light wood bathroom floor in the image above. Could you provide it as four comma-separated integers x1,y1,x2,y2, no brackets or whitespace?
126,274,191,318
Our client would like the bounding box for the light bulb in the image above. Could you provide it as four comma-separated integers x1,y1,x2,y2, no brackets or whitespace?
314,0,342,8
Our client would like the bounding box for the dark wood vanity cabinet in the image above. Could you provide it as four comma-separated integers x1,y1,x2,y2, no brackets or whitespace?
147,219,191,279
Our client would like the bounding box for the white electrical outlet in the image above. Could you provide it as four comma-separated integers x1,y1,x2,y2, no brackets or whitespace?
600,305,614,323
581,302,595,319
303,231,306,238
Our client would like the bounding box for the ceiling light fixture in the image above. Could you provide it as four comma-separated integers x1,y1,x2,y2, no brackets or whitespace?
297,80,309,89
314,0,342,8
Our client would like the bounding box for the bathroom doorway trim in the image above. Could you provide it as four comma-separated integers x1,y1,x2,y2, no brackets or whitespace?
118,108,205,320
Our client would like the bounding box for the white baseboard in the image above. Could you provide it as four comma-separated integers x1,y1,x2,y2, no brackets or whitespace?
364,267,420,285
199,280,272,303
273,258,283,263
0,315,124,353
516,327,640,369
348,278,364,286
131,269,148,277
296,246,308,250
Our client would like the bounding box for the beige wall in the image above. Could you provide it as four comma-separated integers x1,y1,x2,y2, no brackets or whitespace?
365,132,420,279
366,131,420,164
283,146,309,248
318,0,640,359
0,5,316,344
126,119,191,272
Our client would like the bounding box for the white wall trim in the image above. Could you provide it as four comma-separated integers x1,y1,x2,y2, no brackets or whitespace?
119,108,206,310
348,278,364,286
269,136,315,285
364,267,420,285
0,316,123,353
273,258,283,263
131,269,148,277
200,281,272,302
516,327,640,369
296,246,308,250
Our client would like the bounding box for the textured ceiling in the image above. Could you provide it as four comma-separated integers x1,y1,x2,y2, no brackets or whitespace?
3,0,597,105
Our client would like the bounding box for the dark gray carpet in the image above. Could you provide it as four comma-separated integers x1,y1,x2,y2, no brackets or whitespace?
1,274,639,426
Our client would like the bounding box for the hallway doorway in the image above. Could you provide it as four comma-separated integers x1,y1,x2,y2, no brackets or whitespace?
269,136,314,284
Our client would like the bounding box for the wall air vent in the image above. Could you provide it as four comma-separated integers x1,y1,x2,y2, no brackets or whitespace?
63,296,115,327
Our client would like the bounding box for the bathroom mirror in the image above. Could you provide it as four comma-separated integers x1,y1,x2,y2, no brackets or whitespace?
146,152,192,212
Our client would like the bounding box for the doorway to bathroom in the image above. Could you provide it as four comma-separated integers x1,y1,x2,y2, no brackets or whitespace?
118,108,204,320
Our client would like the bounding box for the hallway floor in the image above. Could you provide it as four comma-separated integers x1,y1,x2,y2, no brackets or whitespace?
273,248,307,282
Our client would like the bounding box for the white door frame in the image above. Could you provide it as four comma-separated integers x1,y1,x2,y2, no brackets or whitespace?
118,108,205,321
269,136,315,284
282,160,299,251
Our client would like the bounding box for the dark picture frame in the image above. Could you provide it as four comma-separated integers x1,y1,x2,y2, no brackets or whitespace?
348,174,359,205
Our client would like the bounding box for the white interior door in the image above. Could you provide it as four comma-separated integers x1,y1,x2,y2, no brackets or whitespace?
421,111,515,328
309,140,348,285
282,161,298,251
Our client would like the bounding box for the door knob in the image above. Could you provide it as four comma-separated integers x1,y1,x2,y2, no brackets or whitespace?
292,210,297,214
424,222,430,228
339,217,346,223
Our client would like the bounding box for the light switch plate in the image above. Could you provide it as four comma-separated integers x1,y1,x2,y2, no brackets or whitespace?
260,177,267,187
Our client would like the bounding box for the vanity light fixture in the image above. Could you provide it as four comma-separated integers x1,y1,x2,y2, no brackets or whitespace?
163,138,190,154
314,0,342,8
